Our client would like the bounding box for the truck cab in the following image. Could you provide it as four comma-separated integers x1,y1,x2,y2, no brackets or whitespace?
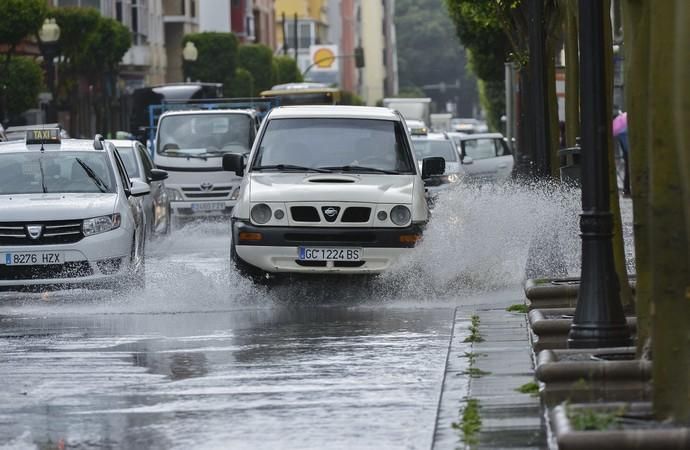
153,109,259,227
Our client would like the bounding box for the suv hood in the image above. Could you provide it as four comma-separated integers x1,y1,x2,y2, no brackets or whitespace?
249,173,416,204
0,193,117,221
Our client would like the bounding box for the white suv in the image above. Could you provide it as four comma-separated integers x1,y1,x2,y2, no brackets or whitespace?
0,130,149,291
222,106,445,277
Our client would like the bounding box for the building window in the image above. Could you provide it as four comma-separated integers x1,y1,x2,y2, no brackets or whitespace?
57,0,101,8
286,21,314,50
190,0,196,18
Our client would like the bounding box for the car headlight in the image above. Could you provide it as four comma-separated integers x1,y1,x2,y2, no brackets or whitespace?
230,186,241,201
445,173,460,183
250,203,272,224
390,205,411,226
83,213,121,236
165,187,184,201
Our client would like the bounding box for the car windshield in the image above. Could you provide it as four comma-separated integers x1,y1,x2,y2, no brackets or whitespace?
411,139,458,162
251,118,414,174
157,114,252,157
463,138,501,160
116,146,140,177
0,151,116,195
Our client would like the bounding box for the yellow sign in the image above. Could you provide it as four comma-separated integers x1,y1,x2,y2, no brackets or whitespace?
26,128,61,145
313,48,336,68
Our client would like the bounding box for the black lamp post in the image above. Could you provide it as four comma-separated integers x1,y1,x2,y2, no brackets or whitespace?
567,0,631,348
38,18,61,124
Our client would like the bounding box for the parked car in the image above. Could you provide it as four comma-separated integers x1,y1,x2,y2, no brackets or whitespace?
0,130,148,292
451,132,514,183
450,118,488,134
411,133,463,196
110,139,170,238
223,105,444,279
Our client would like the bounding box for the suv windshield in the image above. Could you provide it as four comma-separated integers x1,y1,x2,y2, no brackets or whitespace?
157,114,252,157
251,118,414,174
411,139,458,162
0,152,116,195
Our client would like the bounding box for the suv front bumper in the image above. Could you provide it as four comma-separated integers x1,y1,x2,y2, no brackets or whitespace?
233,220,423,274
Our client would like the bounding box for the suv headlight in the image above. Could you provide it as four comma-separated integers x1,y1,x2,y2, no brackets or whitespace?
230,186,241,200
166,187,184,201
250,203,272,224
83,213,121,236
390,205,411,226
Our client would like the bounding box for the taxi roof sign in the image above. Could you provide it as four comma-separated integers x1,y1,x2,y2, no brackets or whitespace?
26,128,61,145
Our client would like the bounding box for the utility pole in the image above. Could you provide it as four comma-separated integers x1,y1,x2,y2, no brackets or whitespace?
294,13,299,62
282,12,288,56
567,0,631,349
527,0,552,178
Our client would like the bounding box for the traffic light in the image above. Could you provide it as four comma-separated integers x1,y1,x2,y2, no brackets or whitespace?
354,47,365,68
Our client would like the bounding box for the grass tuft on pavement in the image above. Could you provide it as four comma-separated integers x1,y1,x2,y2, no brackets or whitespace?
453,398,482,445
516,381,539,395
506,303,528,313
464,315,484,343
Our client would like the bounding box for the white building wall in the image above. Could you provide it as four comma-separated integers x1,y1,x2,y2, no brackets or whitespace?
199,0,231,32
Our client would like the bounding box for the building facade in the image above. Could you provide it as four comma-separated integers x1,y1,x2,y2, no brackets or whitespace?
162,0,199,82
359,0,397,104
274,0,329,75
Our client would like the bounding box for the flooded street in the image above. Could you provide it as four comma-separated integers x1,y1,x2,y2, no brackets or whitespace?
0,184,612,449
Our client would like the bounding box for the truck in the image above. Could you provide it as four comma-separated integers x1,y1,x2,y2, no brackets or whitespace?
382,98,432,127
149,98,278,228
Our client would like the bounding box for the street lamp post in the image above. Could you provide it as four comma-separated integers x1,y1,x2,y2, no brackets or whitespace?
38,18,61,124
182,41,198,83
567,0,631,348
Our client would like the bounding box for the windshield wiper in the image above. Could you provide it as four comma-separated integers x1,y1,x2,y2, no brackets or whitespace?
38,158,47,193
160,149,211,160
318,165,401,175
253,164,332,173
75,158,108,193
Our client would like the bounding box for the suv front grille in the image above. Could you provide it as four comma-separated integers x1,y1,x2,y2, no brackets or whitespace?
0,261,92,280
0,221,84,246
290,206,320,222
341,207,371,223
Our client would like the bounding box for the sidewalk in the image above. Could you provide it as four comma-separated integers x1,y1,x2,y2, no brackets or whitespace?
433,296,546,449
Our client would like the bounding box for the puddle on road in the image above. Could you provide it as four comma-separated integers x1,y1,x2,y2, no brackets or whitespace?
0,181,635,317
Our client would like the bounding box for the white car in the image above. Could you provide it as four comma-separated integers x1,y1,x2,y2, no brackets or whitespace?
222,106,445,277
449,132,514,182
110,139,170,238
0,130,149,292
411,133,463,196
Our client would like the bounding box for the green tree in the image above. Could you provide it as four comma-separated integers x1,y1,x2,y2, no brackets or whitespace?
227,67,254,98
443,0,510,129
238,44,275,96
0,0,47,122
3,57,44,117
395,0,478,118
273,55,303,86
182,32,239,92
0,0,47,54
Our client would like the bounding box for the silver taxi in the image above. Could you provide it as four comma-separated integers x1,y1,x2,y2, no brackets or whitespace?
0,130,149,292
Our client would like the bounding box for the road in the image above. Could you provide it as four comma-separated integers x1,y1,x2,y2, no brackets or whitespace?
0,184,588,449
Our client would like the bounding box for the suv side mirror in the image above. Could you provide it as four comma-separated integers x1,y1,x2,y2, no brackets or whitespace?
422,157,445,179
149,168,168,182
223,153,245,176
462,156,474,165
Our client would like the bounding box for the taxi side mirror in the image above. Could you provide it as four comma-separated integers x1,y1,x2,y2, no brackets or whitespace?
422,157,445,179
223,153,245,177
149,168,168,182
130,179,151,197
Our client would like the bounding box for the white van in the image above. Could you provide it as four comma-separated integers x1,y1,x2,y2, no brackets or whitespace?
222,105,445,278
153,109,260,227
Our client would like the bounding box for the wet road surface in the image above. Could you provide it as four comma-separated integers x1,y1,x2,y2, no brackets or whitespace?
0,185,595,449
